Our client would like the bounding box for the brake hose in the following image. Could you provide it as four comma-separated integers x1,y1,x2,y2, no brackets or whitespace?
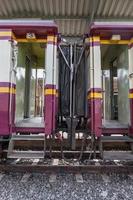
60,132,87,162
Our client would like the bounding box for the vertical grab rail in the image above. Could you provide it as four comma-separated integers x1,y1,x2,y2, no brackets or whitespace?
42,69,46,119
9,41,18,134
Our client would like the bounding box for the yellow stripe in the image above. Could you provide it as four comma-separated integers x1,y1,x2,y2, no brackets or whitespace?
101,40,129,45
93,36,100,42
16,39,47,43
47,36,57,43
86,38,129,45
45,89,56,95
88,92,102,99
129,39,133,45
0,31,16,40
130,39,133,43
129,93,133,98
0,31,12,37
0,87,16,94
89,36,100,43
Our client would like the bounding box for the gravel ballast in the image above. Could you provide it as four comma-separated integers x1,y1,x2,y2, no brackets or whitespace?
0,172,133,200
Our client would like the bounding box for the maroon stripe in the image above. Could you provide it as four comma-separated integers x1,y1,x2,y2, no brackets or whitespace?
47,41,57,45
0,29,12,32
0,93,10,135
45,84,56,89
88,88,102,93
0,89,16,135
45,94,56,97
90,23,133,40
0,36,11,40
89,98,102,137
56,96,58,115
44,93,56,135
129,98,133,133
129,88,133,93
56,89,59,115
90,41,100,47
15,127,45,133
0,82,16,88
102,128,128,135
90,24,133,33
11,94,16,128
89,42,93,46
88,87,102,137
129,87,133,129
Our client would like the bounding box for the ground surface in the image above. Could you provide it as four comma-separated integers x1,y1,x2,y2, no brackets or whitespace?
0,172,133,200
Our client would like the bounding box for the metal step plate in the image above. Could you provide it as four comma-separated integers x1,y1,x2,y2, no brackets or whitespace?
11,134,45,141
101,136,133,143
8,151,44,159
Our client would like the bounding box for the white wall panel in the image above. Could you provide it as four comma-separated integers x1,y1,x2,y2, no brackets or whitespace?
0,40,11,82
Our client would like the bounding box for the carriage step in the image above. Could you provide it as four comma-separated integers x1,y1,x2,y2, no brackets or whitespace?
11,134,45,141
7,134,45,159
101,136,133,143
99,136,133,159
8,151,44,159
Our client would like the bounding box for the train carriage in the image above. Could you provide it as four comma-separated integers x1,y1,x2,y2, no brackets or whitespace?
0,20,133,160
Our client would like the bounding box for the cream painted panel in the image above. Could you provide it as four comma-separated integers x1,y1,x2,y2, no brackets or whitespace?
90,46,93,88
56,53,59,89
87,54,90,90
0,40,11,82
93,46,102,88
54,44,57,87
45,44,56,85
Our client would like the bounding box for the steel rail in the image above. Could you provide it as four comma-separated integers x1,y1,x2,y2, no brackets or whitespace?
0,162,133,174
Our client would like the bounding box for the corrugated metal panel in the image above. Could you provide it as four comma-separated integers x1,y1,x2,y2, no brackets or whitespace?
56,20,87,36
0,0,132,36
96,0,133,18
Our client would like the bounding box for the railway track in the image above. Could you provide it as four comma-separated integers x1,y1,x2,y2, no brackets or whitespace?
0,156,133,174
1,135,133,174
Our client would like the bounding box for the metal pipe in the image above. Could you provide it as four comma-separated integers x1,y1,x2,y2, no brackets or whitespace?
42,69,45,117
90,37,95,135
70,44,73,118
52,39,55,132
34,65,37,116
110,63,114,120
72,43,77,116
9,41,18,133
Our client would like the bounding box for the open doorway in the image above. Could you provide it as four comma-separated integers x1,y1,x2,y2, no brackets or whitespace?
15,42,45,127
101,44,130,128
